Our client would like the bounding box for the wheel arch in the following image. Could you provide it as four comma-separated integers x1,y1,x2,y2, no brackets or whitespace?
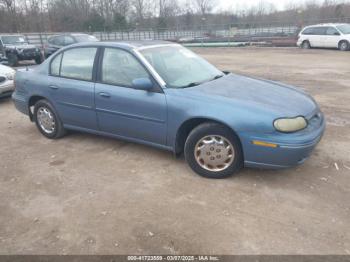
301,39,311,47
28,95,49,121
174,117,242,156
338,39,349,49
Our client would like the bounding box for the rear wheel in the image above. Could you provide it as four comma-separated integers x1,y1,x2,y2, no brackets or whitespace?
7,53,18,67
34,54,43,64
339,41,349,51
301,41,311,49
33,99,66,139
184,122,243,179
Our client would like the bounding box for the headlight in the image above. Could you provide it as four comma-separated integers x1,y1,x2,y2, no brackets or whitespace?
273,116,307,133
5,71,15,80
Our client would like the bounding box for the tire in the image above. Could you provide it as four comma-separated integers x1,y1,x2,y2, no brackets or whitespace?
301,41,311,49
184,122,243,179
34,54,43,64
7,53,18,67
33,99,66,139
338,41,349,51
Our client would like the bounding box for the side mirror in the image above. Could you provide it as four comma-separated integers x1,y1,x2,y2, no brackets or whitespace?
132,78,153,91
334,32,340,36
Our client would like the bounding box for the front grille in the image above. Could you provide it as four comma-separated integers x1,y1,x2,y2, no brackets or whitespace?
23,48,36,54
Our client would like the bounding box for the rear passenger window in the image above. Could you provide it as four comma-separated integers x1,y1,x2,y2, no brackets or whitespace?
302,28,314,35
60,48,97,81
313,27,327,35
50,53,62,76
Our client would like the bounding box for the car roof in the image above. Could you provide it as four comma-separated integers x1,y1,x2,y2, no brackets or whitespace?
66,40,176,50
305,23,348,28
47,33,90,39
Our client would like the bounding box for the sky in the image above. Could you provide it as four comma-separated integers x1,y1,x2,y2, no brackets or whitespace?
215,0,348,12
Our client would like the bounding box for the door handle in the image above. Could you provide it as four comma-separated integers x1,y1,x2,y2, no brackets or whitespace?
49,85,59,90
99,92,111,98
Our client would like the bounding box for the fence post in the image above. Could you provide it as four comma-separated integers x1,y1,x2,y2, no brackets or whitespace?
39,33,44,49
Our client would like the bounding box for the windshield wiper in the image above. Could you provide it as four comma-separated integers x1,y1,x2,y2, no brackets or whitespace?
181,75,224,88
182,82,201,88
212,74,224,80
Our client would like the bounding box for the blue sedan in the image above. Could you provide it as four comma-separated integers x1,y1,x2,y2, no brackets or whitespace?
12,41,325,178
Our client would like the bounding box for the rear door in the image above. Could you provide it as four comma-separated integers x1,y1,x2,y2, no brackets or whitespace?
308,27,326,47
95,47,167,145
47,47,98,130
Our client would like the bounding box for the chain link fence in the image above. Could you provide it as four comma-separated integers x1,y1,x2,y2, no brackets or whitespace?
3,17,350,48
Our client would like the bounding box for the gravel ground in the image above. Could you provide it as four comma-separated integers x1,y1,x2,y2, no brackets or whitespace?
0,47,349,255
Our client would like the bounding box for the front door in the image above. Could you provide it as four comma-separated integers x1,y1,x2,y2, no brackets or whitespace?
324,27,341,48
48,47,98,130
95,47,167,145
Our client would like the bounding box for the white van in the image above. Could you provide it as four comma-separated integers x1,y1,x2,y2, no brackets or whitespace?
297,23,350,51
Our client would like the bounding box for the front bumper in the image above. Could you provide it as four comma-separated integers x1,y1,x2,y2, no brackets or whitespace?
18,51,41,60
0,81,15,97
239,112,325,169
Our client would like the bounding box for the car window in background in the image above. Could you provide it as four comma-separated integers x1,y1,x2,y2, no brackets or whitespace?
64,36,75,46
50,53,62,76
60,48,97,81
313,27,327,35
302,27,315,35
74,35,99,42
51,36,64,46
47,37,55,44
326,27,339,35
1,35,28,45
141,45,223,88
337,24,350,34
102,48,149,87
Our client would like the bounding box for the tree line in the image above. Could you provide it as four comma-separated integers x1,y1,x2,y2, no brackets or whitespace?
0,0,350,33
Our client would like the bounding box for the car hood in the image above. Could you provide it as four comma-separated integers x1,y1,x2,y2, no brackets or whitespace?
188,73,317,117
0,64,15,75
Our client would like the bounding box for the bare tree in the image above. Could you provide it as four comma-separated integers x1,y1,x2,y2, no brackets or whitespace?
193,0,214,15
132,0,151,22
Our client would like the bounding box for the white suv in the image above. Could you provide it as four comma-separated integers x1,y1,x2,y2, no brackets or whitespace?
297,23,350,51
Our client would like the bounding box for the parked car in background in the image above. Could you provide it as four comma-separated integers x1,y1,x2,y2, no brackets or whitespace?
0,35,43,66
0,64,15,98
12,41,325,179
44,33,99,58
297,23,350,51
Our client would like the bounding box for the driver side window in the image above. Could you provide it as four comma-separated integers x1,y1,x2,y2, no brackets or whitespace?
101,48,149,88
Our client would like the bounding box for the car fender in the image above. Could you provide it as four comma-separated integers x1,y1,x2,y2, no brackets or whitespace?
165,89,276,150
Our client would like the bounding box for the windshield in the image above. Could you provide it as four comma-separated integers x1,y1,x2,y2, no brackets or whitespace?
74,35,99,42
140,45,224,88
336,24,350,34
1,35,28,45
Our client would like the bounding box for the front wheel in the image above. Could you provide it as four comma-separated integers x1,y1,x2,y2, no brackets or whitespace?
7,53,18,67
184,122,243,179
34,54,43,64
33,99,66,139
339,41,349,51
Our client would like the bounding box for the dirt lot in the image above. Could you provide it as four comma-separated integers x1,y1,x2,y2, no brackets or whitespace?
0,47,349,255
